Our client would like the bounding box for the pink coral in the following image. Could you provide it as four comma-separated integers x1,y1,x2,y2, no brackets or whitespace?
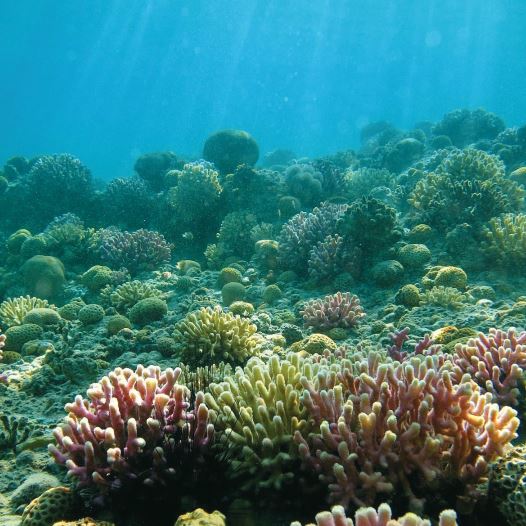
301,292,365,330
49,364,213,490
295,353,518,510
291,503,458,526
450,328,526,406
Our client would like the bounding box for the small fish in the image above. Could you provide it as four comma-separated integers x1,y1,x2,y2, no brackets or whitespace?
510,166,526,181
182,231,194,241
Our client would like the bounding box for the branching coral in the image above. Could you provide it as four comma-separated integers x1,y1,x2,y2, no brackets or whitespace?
337,197,401,259
409,149,523,231
173,307,261,367
93,228,171,273
301,292,365,331
101,280,165,312
0,296,52,329
22,154,94,227
278,203,347,275
295,352,518,509
204,353,317,495
308,235,346,284
160,161,222,243
450,328,526,406
432,108,505,147
482,213,526,270
291,503,458,526
49,365,214,492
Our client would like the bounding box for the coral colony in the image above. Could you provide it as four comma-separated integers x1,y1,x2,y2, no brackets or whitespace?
1,113,526,525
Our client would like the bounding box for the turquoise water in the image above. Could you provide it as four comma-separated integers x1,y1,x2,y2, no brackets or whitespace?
1,2,526,526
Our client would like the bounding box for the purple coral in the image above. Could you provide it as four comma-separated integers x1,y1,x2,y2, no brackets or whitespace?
307,234,346,283
95,228,171,273
301,292,365,330
278,203,347,275
49,364,213,491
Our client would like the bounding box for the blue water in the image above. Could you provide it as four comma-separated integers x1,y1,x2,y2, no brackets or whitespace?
1,0,525,179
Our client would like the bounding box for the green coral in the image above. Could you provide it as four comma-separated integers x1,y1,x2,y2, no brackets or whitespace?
105,315,132,336
128,297,167,325
101,280,165,312
20,255,65,299
4,324,44,352
423,265,467,290
397,244,431,269
57,299,85,321
217,267,243,287
221,282,246,306
482,213,526,270
7,229,32,255
22,308,61,326
421,286,467,309
262,284,283,304
161,162,222,243
77,304,105,325
173,307,260,367
409,148,524,231
81,266,113,291
0,296,52,329
204,353,313,494
395,284,421,308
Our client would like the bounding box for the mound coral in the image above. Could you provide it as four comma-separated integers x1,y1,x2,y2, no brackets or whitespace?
20,486,77,526
203,129,259,174
21,255,65,299
301,292,365,330
285,164,324,207
49,365,213,492
134,151,181,190
173,307,260,367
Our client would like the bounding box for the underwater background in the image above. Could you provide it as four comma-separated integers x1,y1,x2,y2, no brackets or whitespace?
1,1,526,526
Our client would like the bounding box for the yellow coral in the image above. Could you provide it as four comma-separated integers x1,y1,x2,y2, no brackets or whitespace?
21,486,77,526
175,508,225,526
0,296,53,329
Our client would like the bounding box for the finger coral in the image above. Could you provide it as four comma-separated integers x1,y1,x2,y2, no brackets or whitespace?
291,503,458,526
450,328,526,405
49,365,214,492
173,307,260,367
0,296,52,329
301,292,365,330
482,213,526,270
295,352,518,509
